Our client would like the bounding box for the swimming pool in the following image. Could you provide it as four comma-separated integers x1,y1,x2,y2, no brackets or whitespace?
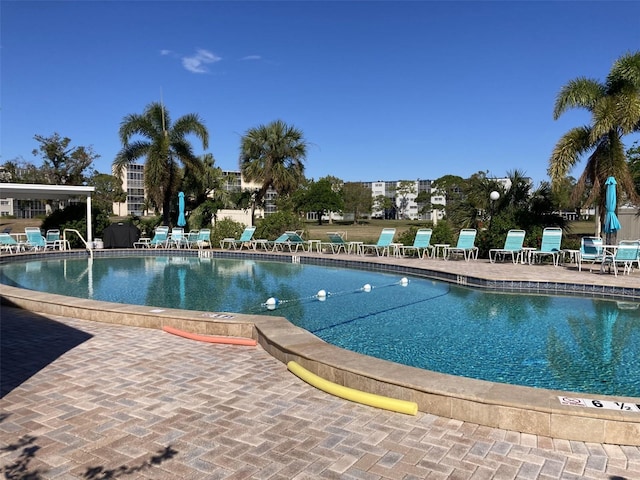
2,255,638,397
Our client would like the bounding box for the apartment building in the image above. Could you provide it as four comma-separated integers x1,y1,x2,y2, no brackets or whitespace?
362,179,439,222
112,163,145,216
113,166,276,220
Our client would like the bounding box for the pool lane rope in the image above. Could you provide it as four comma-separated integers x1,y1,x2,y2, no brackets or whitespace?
162,325,257,346
310,282,452,335
287,361,418,416
262,277,411,311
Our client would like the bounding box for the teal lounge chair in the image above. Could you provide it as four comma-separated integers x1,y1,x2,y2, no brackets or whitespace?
578,236,604,272
146,226,169,248
0,233,20,253
184,230,199,248
529,227,563,266
220,226,256,250
269,233,289,250
167,228,186,248
25,227,46,251
195,229,211,249
401,228,434,258
446,229,478,261
600,241,639,276
618,240,640,270
489,229,525,264
45,229,61,250
272,231,306,252
321,231,349,254
361,228,396,256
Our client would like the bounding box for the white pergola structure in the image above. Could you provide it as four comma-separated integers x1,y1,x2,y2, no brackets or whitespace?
0,183,96,243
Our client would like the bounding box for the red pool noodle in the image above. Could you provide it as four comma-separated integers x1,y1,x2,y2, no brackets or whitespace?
162,325,257,346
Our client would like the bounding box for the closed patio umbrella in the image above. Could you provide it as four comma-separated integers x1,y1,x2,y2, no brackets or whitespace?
603,177,621,245
177,192,186,227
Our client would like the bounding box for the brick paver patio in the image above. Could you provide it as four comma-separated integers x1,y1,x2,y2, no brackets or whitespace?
2,301,640,479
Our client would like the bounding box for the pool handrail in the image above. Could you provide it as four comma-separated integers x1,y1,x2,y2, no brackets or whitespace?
63,228,92,257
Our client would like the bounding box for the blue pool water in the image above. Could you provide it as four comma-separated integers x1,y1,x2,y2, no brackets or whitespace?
2,255,639,397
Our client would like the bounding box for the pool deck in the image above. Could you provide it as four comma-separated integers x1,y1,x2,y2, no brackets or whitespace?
2,250,640,478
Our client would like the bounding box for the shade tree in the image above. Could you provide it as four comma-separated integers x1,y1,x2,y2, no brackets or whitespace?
293,177,344,225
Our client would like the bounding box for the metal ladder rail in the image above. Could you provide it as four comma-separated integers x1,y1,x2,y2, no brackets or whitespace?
63,228,93,258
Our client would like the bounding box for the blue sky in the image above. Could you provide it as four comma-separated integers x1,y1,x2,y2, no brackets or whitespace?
2,1,639,187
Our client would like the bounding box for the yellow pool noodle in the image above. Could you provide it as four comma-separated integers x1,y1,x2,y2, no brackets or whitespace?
287,361,418,416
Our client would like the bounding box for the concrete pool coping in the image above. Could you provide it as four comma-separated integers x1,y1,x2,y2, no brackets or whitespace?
1,248,639,446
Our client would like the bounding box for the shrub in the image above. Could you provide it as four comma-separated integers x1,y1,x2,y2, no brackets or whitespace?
135,216,163,237
189,200,220,230
41,203,111,248
431,219,455,246
212,218,246,247
396,225,432,246
255,211,305,240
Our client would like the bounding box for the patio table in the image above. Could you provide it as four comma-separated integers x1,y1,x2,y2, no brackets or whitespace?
599,245,619,274
390,243,403,257
307,239,322,253
433,244,449,259
561,249,581,270
520,247,536,264
348,241,364,255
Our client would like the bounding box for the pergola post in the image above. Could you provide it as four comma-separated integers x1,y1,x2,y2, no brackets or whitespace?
86,194,93,244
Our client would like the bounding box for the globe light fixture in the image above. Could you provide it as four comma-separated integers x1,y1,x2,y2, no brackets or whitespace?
489,191,500,232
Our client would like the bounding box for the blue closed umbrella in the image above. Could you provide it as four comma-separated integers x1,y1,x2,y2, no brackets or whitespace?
603,177,621,245
177,192,186,227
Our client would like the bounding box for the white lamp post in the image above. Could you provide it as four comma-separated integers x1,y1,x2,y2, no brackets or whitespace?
489,191,500,230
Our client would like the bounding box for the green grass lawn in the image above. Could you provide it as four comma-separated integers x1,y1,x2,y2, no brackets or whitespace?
568,220,597,235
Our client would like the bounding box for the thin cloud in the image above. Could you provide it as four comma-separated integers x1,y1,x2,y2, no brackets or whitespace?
241,55,262,61
181,49,221,73
160,49,173,56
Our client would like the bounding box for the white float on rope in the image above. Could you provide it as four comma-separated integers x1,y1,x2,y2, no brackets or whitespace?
400,277,409,287
266,297,278,310
362,284,372,293
317,289,327,301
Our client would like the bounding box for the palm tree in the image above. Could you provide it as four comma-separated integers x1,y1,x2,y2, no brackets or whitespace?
113,102,209,226
239,120,307,222
548,51,640,227
182,153,229,207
